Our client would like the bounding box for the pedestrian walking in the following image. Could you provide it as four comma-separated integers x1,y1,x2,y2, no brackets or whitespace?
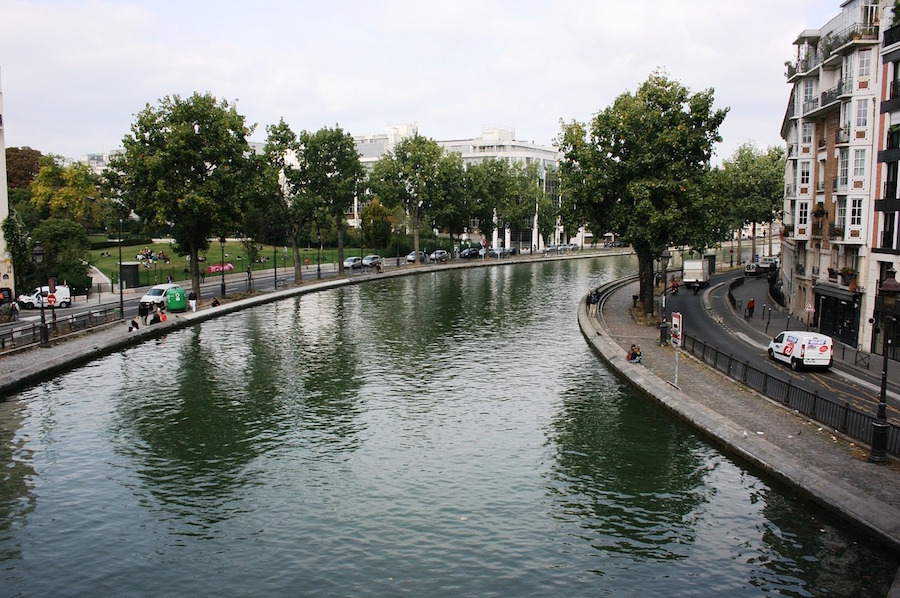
747,298,755,319
188,290,197,312
10,301,18,321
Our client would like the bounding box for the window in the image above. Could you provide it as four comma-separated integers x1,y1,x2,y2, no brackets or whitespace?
800,162,811,185
839,150,849,187
803,80,814,103
851,198,863,226
859,49,871,77
854,149,866,177
802,122,813,144
857,99,868,128
798,202,809,225
836,198,846,227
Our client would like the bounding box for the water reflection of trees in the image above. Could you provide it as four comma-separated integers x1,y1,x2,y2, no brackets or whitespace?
112,321,283,527
546,375,710,561
0,399,35,561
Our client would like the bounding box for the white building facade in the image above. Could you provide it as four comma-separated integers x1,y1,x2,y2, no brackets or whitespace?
354,124,572,252
781,0,888,351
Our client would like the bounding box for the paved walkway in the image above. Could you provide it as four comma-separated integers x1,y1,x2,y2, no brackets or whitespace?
581,278,900,565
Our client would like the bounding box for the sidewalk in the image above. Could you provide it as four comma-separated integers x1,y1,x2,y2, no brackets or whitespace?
581,279,900,557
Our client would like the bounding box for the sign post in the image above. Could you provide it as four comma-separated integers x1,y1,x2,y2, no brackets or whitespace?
671,312,682,388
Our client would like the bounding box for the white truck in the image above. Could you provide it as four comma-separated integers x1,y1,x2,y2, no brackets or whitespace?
17,285,72,309
681,259,710,292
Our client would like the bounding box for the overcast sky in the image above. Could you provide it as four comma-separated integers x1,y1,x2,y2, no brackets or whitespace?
1,0,837,164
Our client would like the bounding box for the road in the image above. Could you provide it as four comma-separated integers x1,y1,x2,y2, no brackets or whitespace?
665,269,900,423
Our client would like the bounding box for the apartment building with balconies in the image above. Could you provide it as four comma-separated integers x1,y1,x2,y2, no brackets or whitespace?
781,0,886,350
870,8,900,357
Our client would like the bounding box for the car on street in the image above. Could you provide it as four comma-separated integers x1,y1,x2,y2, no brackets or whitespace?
343,257,363,269
362,255,382,267
744,262,762,276
429,249,449,263
406,251,426,263
139,283,182,311
460,247,481,259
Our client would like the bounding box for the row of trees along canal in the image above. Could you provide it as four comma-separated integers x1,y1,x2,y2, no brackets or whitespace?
3,71,784,309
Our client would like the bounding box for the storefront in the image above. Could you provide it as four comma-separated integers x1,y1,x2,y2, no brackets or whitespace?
813,283,862,348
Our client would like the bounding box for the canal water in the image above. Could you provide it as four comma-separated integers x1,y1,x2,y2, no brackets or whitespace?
1,255,896,596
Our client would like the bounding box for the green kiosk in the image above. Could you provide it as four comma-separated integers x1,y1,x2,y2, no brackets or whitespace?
165,287,188,312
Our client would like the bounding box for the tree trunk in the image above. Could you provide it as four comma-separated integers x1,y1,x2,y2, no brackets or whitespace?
292,229,303,282
639,255,655,317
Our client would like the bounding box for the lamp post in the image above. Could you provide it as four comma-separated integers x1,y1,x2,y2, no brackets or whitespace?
870,267,900,463
273,243,277,288
118,218,124,318
317,233,322,280
219,236,226,298
32,241,50,348
660,248,671,295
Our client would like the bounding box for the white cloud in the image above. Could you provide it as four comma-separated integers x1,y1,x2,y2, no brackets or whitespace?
0,0,849,161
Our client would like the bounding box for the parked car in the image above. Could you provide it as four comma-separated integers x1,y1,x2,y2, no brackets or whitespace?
362,255,382,267
429,249,449,263
139,283,182,311
406,251,426,263
460,247,481,259
343,257,363,269
744,262,762,276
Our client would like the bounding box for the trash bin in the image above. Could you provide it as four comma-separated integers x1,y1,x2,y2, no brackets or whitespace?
165,287,188,312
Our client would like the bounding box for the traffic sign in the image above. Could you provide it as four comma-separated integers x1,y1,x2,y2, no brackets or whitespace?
47,293,56,306
805,302,814,312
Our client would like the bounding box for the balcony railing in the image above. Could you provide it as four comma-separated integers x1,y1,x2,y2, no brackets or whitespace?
892,80,900,101
885,180,898,200
820,82,843,109
803,98,820,115
785,184,796,198
787,143,799,157
835,127,850,144
885,23,900,47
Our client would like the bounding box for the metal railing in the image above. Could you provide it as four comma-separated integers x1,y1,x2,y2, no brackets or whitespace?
0,307,121,352
680,332,899,457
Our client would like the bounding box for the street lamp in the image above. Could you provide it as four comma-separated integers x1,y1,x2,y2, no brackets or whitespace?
219,236,226,298
31,241,50,348
317,232,322,280
660,248,671,294
118,218,124,318
870,267,900,463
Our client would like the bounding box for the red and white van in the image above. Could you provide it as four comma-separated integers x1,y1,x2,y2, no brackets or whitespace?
767,331,833,371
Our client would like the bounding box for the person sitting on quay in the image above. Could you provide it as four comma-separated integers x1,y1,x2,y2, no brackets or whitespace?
628,345,642,364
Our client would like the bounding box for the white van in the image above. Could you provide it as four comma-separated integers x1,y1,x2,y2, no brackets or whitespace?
17,285,72,309
767,331,833,371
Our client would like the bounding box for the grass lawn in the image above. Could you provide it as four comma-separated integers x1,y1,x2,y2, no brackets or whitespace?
88,239,344,287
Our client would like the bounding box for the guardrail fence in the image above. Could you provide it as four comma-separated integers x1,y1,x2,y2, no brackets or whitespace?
681,332,899,457
0,307,121,352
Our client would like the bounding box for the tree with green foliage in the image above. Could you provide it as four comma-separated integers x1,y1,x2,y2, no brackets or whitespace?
559,71,729,314
2,210,29,294
261,119,312,282
465,157,513,245
30,155,98,225
370,134,443,264
718,143,786,261
110,92,258,299
360,197,392,250
30,218,90,292
431,151,468,256
296,126,365,274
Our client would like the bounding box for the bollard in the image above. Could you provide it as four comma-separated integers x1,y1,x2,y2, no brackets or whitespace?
632,294,639,308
